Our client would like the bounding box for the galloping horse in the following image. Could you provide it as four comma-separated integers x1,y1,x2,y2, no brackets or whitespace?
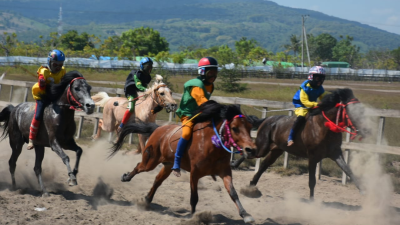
110,101,257,223
0,71,95,196
91,75,177,152
237,88,369,199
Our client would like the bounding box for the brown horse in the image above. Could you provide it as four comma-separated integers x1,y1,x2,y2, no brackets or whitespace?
91,75,177,152
110,101,257,223
238,88,369,199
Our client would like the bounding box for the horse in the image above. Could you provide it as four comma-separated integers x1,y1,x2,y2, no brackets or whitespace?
110,101,257,223
0,71,95,196
235,88,369,199
91,74,177,153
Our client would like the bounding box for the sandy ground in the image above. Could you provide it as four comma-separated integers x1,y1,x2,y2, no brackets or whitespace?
0,139,400,225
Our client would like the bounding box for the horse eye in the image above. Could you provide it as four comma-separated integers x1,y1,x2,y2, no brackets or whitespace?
232,127,239,133
160,93,165,96
74,87,80,91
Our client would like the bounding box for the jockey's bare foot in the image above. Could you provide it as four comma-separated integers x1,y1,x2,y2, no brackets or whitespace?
172,169,181,177
117,126,122,134
27,140,34,150
287,140,294,147
133,149,141,155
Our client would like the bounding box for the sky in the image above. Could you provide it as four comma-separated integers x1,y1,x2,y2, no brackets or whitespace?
272,0,400,35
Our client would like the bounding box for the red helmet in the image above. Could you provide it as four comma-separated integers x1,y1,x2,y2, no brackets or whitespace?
198,57,218,75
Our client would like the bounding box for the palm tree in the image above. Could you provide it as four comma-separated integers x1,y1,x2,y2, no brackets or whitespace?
283,34,300,57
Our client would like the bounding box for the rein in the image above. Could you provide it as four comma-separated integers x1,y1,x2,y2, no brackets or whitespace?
66,77,85,111
150,84,169,112
321,98,360,140
211,115,245,154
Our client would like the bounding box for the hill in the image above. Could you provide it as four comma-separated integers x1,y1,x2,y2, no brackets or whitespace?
1,0,400,52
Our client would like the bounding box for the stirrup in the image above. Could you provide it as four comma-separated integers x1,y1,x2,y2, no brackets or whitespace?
287,140,294,147
27,140,35,150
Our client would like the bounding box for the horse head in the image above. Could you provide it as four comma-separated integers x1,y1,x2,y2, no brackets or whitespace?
49,71,95,114
193,101,257,159
147,74,177,113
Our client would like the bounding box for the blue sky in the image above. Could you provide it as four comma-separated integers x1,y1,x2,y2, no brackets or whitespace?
272,0,400,35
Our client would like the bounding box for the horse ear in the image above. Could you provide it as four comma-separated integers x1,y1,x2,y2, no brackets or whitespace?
155,74,163,84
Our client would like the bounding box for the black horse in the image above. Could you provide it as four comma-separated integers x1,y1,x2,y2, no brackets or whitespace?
0,71,95,196
236,88,369,199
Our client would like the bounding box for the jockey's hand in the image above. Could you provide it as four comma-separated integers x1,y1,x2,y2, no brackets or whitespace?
117,126,122,134
39,77,46,88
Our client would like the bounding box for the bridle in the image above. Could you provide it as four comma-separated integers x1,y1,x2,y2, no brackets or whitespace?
212,114,246,154
321,98,360,140
150,84,171,112
66,77,85,111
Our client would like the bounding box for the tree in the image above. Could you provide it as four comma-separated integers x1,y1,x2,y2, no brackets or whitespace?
100,35,123,56
60,30,95,51
215,45,239,66
216,67,248,93
313,33,337,61
0,32,18,57
332,35,360,66
120,27,169,57
391,47,400,70
283,34,300,57
234,37,258,60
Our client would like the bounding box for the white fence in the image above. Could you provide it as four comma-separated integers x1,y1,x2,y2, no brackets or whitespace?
1,56,400,77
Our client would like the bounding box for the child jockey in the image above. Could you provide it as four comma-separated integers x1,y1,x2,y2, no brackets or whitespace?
117,57,153,132
287,66,326,146
172,56,219,177
28,49,66,150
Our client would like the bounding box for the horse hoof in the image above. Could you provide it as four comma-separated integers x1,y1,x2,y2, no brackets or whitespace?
67,178,78,186
42,192,50,197
244,215,255,224
240,185,262,198
121,173,131,182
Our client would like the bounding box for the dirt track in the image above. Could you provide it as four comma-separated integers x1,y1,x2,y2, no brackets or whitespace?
0,139,400,225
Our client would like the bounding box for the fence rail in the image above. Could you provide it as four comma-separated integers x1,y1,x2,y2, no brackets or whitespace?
0,79,399,185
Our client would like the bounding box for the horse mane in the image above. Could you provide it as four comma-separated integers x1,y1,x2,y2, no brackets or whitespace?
309,88,356,116
42,71,84,102
191,100,244,123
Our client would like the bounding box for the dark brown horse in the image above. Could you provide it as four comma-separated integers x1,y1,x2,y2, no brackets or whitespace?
110,101,257,223
237,88,369,199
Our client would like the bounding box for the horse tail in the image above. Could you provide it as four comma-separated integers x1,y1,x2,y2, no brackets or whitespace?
109,121,159,159
91,92,111,107
0,105,14,140
247,115,267,130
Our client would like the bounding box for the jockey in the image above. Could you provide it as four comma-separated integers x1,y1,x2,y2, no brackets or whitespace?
172,56,218,177
287,66,326,146
117,57,153,132
27,49,66,150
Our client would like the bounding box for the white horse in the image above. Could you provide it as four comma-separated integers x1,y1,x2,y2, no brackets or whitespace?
92,75,177,153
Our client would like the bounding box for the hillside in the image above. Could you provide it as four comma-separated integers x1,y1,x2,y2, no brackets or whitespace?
0,12,50,33
1,0,400,52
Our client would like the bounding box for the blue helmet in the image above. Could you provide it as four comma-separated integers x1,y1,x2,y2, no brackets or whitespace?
47,49,65,73
140,57,153,71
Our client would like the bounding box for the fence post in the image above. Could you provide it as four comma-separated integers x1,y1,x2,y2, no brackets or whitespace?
128,133,133,144
169,112,173,122
0,84,2,97
93,117,99,138
283,110,293,169
75,116,84,139
254,107,268,173
9,85,13,102
23,87,29,102
342,129,351,185
376,116,385,164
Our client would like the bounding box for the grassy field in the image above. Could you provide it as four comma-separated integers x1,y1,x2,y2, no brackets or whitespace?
1,65,400,192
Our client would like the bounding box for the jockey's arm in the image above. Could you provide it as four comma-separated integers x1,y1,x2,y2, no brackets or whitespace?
191,87,208,106
37,68,47,90
318,91,326,101
300,89,318,108
133,74,147,92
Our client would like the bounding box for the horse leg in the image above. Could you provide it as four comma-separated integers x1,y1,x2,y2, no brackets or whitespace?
308,158,318,199
51,140,77,186
33,146,49,197
137,134,147,154
8,138,23,190
230,155,245,169
145,165,172,204
331,152,364,193
63,139,83,179
250,149,283,186
220,168,255,223
93,119,103,139
121,147,159,182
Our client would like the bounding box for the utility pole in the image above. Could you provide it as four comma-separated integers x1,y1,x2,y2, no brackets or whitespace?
58,4,63,36
301,15,311,68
